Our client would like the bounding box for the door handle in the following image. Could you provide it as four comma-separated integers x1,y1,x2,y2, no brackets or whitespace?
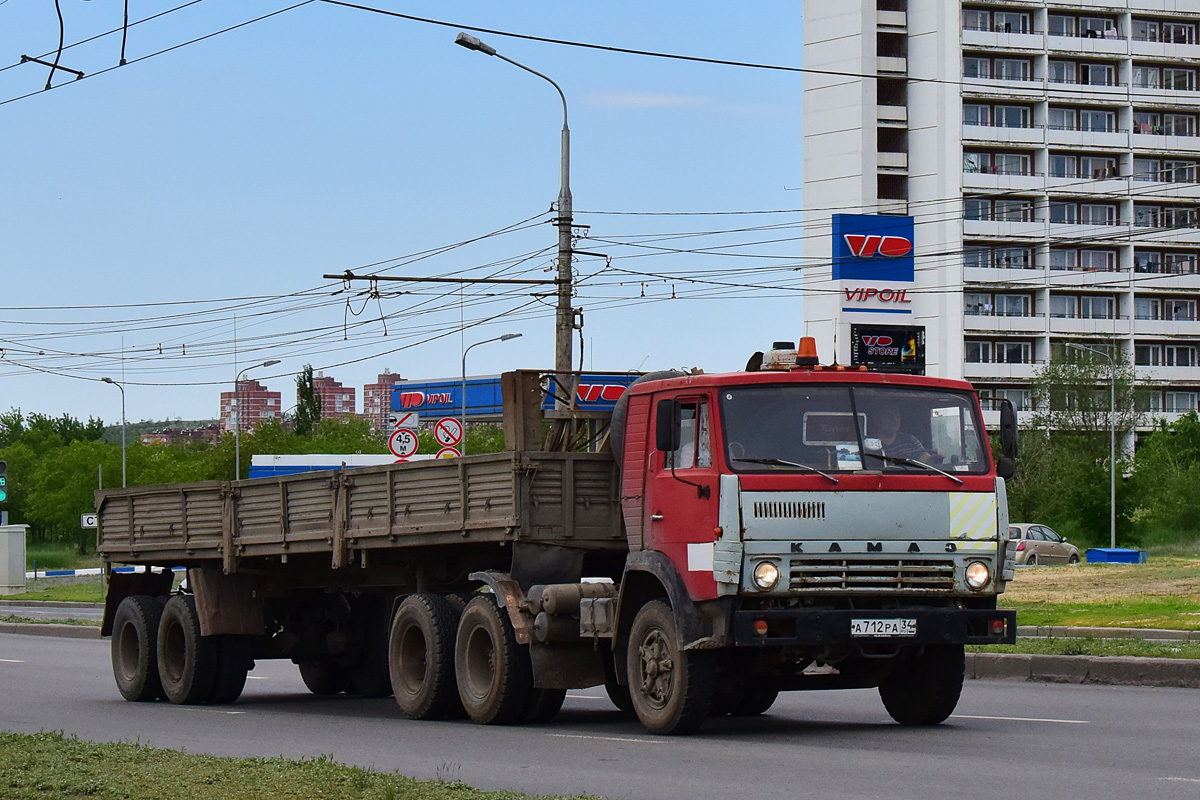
650,513,664,521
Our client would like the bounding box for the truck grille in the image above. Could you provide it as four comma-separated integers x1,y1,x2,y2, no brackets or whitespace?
752,501,825,520
788,558,956,593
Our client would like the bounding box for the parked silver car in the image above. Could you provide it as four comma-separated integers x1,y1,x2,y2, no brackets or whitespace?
1008,523,1082,566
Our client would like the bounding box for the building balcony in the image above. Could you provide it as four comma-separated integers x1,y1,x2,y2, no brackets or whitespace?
964,219,1045,239
1129,225,1200,245
1048,268,1130,288
1048,79,1127,102
962,28,1044,52
1131,131,1200,155
877,9,906,31
963,362,1043,381
878,104,907,125
1130,179,1200,201
964,266,1043,285
1046,33,1128,57
1132,270,1200,291
1046,221,1128,242
1045,174,1128,195
877,56,907,75
1136,365,1200,383
1131,39,1200,63
1133,318,1200,336
962,123,1044,146
878,151,908,171
963,170,1044,192
1130,85,1200,107
964,312,1047,333
1046,126,1129,150
877,199,908,215
962,75,1045,100
1048,315,1131,335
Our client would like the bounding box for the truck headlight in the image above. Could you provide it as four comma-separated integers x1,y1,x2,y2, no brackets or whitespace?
752,561,780,591
965,561,991,591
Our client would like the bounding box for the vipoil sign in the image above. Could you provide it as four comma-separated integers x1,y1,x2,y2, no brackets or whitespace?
831,214,915,282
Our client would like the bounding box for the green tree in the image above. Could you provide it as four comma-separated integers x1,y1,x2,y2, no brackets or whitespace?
294,365,321,437
1127,411,1200,545
307,416,386,455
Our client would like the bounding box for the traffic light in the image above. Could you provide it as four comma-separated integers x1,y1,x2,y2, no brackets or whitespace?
0,460,7,504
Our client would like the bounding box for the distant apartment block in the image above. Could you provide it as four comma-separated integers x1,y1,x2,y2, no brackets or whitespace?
312,372,356,419
141,423,221,446
220,379,282,433
363,369,404,430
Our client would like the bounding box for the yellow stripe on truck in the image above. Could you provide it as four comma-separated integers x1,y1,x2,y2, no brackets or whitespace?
949,493,997,541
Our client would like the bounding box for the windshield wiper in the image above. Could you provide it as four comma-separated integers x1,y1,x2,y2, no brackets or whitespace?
865,453,964,485
731,457,839,485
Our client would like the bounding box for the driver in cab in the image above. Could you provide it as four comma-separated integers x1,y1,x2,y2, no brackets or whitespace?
869,405,940,464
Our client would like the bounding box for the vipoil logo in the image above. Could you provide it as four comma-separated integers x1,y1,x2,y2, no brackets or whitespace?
861,336,893,347
843,235,912,259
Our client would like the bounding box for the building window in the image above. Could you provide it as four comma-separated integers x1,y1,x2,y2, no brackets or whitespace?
1163,22,1197,45
1080,109,1116,133
994,59,1032,81
994,105,1031,128
965,246,1032,269
993,11,1031,34
1136,344,1161,365
994,199,1033,221
996,342,1032,363
1080,64,1116,86
962,9,989,31
965,341,992,362
1166,345,1198,366
1133,20,1160,42
1164,68,1197,91
1081,156,1117,178
1080,250,1117,271
1134,111,1162,135
1050,154,1077,178
963,57,990,79
964,198,990,220
1079,295,1116,319
1133,66,1161,89
1050,202,1078,224
1165,253,1199,274
1166,392,1198,413
995,388,1032,411
1048,107,1077,131
1050,249,1078,270
1051,295,1077,318
1164,115,1197,136
963,103,989,125
1080,204,1118,225
1049,61,1074,83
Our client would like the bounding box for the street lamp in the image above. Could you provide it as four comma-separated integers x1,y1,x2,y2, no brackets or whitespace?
462,333,522,455
234,359,281,480
100,377,126,488
1067,343,1117,548
455,33,574,391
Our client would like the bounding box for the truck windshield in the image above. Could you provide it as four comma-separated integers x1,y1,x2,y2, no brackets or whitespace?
721,384,989,474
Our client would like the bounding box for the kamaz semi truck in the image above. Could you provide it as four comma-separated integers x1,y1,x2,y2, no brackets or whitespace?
98,339,1018,734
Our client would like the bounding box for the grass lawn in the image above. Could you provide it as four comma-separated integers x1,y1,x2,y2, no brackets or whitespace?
999,557,1200,630
969,637,1200,659
15,576,105,604
0,731,595,800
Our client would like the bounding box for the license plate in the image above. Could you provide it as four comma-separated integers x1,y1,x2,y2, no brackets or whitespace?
850,618,917,637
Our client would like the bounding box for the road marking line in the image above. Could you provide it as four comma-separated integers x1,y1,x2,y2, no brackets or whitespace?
0,659,24,663
953,714,1088,724
547,733,667,745
563,694,605,700
246,676,268,680
1161,777,1200,784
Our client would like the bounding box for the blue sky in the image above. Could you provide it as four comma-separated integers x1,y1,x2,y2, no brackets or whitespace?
0,0,805,424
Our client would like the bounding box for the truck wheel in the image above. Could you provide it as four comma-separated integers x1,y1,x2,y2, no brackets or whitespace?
111,595,166,702
454,594,532,725
157,595,218,705
627,600,715,735
298,661,348,695
389,594,460,719
208,635,252,705
521,689,567,724
879,644,965,725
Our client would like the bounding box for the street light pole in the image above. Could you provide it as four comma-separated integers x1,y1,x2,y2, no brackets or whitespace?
100,377,126,488
234,359,281,480
455,33,573,389
1067,343,1117,548
462,333,522,456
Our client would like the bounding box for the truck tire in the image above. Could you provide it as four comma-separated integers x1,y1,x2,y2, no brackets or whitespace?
348,597,394,698
208,635,252,705
878,644,965,726
455,594,532,725
626,600,715,735
111,595,166,702
389,594,461,720
733,688,779,716
157,595,218,705
601,653,634,713
298,661,348,695
609,370,685,465
521,689,567,724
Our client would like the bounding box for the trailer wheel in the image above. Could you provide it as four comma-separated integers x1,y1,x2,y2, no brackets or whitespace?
111,595,166,702
601,653,634,713
521,689,567,724
207,635,252,705
454,595,532,725
157,595,218,705
298,661,348,695
627,600,715,735
879,644,965,726
389,594,461,720
732,688,778,716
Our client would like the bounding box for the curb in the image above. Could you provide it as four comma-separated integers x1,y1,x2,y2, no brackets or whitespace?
967,652,1200,689
0,600,103,609
0,622,101,639
1017,625,1200,642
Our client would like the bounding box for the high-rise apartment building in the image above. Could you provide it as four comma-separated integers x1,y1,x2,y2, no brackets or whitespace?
219,379,282,433
311,373,356,419
803,1,1200,423
363,369,404,431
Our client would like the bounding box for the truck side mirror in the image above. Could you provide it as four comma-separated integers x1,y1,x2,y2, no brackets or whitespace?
655,399,681,453
998,398,1018,460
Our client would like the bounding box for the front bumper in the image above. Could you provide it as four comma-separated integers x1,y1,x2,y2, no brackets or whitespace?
732,606,1017,647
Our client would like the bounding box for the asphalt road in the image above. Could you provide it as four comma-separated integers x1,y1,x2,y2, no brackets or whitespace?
0,604,103,622
2,633,1198,800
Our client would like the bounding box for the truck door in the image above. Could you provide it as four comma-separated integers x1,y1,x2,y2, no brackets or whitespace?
644,394,720,599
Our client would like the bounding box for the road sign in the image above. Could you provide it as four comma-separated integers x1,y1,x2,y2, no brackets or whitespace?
434,417,464,447
436,447,460,459
81,513,98,529
388,428,419,459
388,411,420,430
